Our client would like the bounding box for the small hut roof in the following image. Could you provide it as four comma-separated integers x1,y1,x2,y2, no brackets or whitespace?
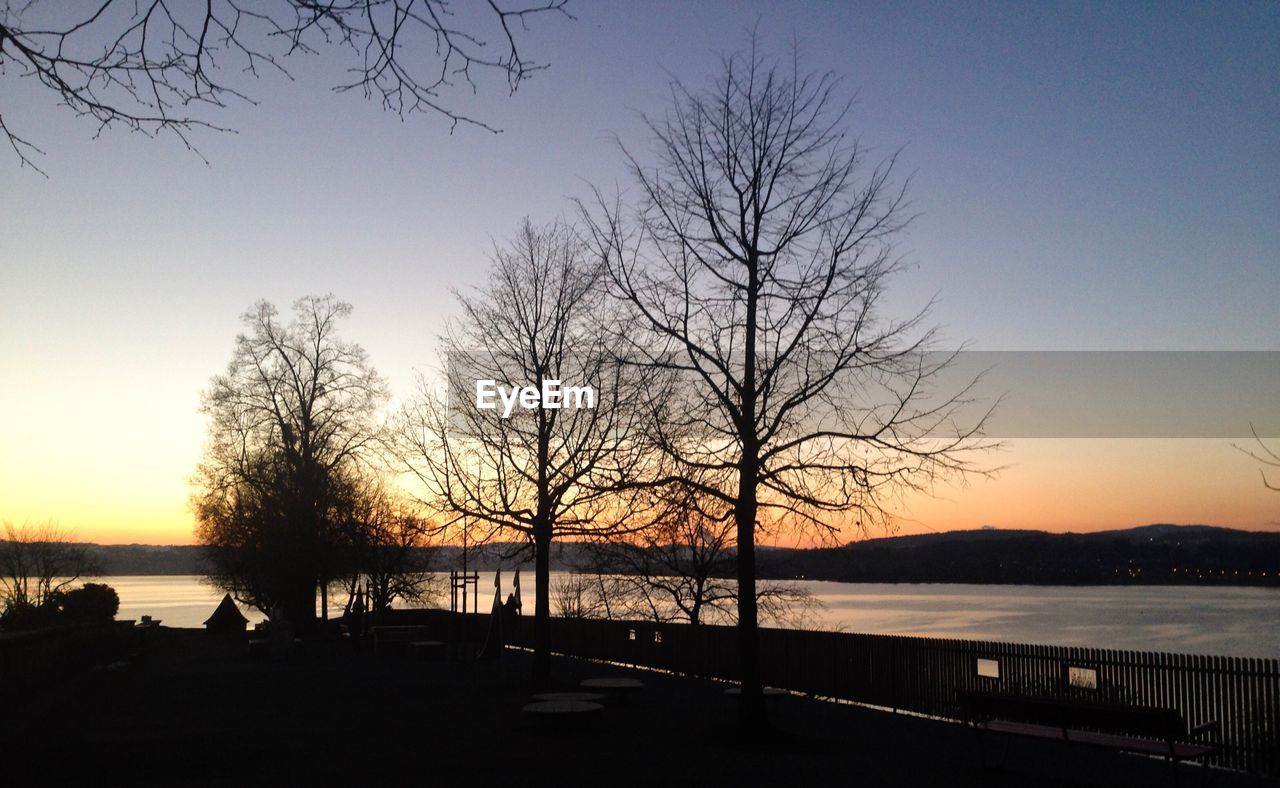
204,593,249,627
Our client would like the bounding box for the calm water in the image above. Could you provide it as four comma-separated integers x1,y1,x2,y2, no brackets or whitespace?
106,574,1280,659
794,580,1280,658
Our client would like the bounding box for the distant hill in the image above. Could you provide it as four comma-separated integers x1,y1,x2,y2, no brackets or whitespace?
77,524,1280,586
86,544,209,575
755,524,1280,586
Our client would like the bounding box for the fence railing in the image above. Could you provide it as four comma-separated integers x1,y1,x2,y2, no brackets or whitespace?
399,610,1279,776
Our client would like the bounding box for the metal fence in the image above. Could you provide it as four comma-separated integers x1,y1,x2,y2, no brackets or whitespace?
478,614,1279,776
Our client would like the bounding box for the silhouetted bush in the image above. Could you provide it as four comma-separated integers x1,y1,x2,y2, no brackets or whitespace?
58,583,119,622
0,599,62,631
0,583,119,631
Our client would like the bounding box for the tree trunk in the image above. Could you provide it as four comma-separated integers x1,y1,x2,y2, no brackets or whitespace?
533,528,552,685
735,470,764,729
284,580,315,636
737,249,764,730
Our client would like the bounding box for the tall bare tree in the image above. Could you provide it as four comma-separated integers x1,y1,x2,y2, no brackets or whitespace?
582,39,991,722
193,295,388,629
0,0,571,173
397,218,653,682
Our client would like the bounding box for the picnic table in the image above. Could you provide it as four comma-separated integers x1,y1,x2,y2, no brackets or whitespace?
522,700,604,723
531,691,606,702
580,677,645,702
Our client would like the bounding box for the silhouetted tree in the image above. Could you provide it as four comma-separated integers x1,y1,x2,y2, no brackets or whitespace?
584,484,820,627
194,295,388,629
582,37,991,722
1236,424,1280,492
0,520,98,626
584,487,734,624
343,480,443,612
550,571,615,620
0,0,572,173
396,218,654,682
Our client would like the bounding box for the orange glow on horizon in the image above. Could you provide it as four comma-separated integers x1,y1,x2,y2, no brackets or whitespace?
2,437,1276,547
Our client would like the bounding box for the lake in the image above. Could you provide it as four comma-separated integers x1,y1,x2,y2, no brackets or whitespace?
105,574,1280,659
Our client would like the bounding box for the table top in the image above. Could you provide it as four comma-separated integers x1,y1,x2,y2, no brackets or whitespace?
522,700,604,715
531,691,607,702
580,677,645,690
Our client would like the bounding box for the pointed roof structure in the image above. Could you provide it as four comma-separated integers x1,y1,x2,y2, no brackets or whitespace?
204,593,249,633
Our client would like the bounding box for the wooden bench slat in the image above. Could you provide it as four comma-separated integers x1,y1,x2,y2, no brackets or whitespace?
1170,743,1219,760
981,720,1064,740
1067,729,1169,754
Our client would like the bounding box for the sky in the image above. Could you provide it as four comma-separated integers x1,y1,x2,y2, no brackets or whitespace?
2,1,1278,545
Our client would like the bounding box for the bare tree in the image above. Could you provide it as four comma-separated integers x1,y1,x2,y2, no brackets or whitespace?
344,479,444,611
550,571,615,620
193,295,388,629
1236,424,1280,492
396,218,654,682
581,38,991,721
0,520,98,618
585,485,735,625
584,485,822,628
0,0,572,173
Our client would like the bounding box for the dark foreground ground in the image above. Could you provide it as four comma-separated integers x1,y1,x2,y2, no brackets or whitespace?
3,628,1268,787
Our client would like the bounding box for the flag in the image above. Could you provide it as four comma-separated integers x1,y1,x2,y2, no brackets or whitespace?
513,570,523,614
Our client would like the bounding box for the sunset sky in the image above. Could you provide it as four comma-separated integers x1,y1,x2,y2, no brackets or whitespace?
2,2,1278,545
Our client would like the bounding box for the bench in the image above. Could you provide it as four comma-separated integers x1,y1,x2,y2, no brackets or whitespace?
959,691,1221,782
248,636,303,658
371,626,430,656
408,640,445,661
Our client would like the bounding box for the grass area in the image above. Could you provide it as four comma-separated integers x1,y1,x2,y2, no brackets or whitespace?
4,628,1266,786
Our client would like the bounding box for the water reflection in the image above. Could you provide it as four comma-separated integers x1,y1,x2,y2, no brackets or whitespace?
105,574,1280,658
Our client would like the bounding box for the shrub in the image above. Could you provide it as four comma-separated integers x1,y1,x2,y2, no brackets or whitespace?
0,600,61,631
58,583,120,622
